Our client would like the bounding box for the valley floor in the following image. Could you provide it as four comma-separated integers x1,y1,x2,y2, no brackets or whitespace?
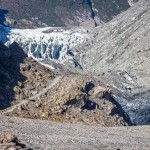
0,116,150,150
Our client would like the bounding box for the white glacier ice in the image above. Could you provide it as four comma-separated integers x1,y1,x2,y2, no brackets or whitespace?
0,25,89,69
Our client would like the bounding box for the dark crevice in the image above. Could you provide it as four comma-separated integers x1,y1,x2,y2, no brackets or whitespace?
87,0,97,26
82,100,97,110
81,82,95,94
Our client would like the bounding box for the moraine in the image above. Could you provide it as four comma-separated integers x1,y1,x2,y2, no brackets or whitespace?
0,25,89,69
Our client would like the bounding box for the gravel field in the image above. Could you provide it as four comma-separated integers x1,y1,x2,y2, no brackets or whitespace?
0,116,150,150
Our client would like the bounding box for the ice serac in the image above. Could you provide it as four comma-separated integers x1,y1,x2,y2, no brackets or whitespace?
4,27,89,69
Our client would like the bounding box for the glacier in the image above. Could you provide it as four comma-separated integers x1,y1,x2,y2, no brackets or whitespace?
0,25,89,69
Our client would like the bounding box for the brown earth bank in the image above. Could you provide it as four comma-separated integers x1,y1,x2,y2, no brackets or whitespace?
0,42,131,127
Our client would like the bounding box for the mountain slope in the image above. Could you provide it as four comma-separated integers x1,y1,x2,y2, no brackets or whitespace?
0,0,130,28
76,0,150,125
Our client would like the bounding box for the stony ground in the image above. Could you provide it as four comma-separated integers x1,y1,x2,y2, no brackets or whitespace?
0,116,150,150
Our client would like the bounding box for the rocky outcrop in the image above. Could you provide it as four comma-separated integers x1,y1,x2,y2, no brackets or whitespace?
3,73,131,127
92,0,130,23
0,134,31,150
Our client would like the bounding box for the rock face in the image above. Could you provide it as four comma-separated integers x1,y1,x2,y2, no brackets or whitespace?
76,0,150,125
0,43,16,109
0,0,130,28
